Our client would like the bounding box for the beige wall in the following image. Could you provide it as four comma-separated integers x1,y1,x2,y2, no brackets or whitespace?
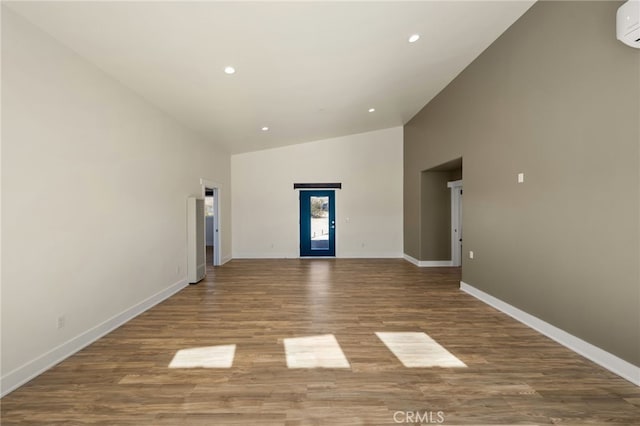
232,127,403,259
404,1,639,366
1,9,231,393
449,168,462,182
420,171,451,260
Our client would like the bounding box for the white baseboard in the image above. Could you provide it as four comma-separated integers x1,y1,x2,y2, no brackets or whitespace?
460,281,640,386
0,278,189,397
420,260,453,267
233,253,404,260
403,254,453,267
221,255,233,265
339,253,404,259
232,253,297,259
403,254,420,266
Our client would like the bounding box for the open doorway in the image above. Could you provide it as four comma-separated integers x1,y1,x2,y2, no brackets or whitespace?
201,179,221,267
205,189,216,266
447,179,463,267
419,158,462,266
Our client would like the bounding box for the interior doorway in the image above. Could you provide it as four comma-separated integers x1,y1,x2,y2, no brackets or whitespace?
418,158,462,266
205,189,215,267
447,180,463,267
201,179,221,266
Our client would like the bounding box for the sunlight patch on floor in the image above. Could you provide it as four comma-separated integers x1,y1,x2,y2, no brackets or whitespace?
376,332,466,368
168,344,236,368
284,334,350,368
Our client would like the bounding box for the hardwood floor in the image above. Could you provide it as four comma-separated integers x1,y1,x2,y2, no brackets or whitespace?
206,245,214,267
2,259,639,425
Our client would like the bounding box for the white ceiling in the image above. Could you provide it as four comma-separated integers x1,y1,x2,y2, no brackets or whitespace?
6,1,535,154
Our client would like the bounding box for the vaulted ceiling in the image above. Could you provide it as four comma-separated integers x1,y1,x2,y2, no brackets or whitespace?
6,1,535,154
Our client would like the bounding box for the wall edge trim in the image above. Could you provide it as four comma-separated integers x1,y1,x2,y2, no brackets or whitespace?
232,254,404,260
0,278,189,397
460,281,640,387
403,254,453,267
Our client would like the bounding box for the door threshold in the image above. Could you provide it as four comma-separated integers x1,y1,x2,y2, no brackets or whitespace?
300,256,336,259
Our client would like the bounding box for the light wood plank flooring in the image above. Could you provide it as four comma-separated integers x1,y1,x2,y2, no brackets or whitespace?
2,259,639,425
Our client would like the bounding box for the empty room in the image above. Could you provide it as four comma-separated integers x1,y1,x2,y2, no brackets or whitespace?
1,1,639,425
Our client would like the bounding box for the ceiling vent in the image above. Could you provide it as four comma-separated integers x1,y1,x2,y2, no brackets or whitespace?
617,0,640,48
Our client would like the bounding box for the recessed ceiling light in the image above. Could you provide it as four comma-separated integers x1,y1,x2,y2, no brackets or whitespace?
368,108,376,113
261,126,269,131
224,66,236,75
408,34,420,43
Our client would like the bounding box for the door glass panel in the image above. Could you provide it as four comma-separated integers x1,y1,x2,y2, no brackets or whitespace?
310,196,329,250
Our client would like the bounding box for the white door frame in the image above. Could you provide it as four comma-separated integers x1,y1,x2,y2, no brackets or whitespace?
200,178,221,266
447,179,463,267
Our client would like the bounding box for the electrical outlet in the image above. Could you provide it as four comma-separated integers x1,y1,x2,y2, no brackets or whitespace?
469,251,474,259
517,172,525,183
57,315,66,329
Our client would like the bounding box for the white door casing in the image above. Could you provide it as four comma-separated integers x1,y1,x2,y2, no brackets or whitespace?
447,180,463,267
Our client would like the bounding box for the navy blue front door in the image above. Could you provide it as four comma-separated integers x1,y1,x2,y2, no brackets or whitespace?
300,190,335,257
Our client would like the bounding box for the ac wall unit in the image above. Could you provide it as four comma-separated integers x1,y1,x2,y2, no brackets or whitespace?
187,197,206,284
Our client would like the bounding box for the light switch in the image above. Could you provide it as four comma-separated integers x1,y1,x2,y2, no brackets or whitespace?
469,250,474,259
517,173,525,183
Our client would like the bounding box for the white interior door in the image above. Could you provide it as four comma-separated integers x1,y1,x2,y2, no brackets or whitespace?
448,180,463,267
201,179,222,266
